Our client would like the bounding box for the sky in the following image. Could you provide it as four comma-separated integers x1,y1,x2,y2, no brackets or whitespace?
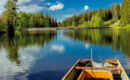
0,0,123,21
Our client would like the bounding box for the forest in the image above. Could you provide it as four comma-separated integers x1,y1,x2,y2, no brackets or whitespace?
0,0,58,33
0,0,130,33
61,0,130,28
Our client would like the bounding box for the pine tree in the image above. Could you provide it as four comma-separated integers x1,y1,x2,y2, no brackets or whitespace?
4,0,18,36
112,3,120,20
29,15,36,27
115,3,120,20
120,0,130,26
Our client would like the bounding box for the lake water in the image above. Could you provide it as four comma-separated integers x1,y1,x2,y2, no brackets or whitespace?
0,29,130,80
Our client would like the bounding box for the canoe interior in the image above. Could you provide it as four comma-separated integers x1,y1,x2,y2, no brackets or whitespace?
62,59,129,80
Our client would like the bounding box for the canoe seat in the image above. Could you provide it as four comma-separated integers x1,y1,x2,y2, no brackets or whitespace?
104,60,118,64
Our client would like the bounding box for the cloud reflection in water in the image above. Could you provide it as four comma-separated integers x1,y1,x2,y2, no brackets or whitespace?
0,43,65,80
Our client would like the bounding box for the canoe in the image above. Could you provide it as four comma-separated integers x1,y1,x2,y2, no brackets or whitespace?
62,59,129,80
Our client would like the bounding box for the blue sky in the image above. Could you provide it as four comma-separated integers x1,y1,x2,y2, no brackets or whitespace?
0,0,122,21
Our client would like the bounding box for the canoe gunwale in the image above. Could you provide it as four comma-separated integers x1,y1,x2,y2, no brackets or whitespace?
62,59,91,80
116,60,129,80
62,59,80,80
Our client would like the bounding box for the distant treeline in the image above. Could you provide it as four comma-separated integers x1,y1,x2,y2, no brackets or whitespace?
60,9,113,27
16,12,58,29
60,4,120,27
60,0,130,27
0,11,58,31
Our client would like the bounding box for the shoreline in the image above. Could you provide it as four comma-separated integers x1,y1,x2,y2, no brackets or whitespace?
21,26,111,31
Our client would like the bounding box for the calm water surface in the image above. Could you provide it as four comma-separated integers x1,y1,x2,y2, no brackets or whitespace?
0,29,130,80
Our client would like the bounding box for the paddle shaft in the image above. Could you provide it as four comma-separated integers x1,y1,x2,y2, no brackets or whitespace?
76,67,122,71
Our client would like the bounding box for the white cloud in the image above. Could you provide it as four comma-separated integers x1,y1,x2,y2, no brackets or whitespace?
18,0,43,13
18,4,43,13
0,45,47,80
51,44,65,53
0,43,66,80
17,0,45,5
48,3,64,11
0,47,35,80
84,5,89,11
17,0,31,5
0,0,64,14
85,43,90,49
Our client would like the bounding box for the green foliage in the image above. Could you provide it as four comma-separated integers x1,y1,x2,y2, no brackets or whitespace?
29,15,35,28
0,11,58,31
78,21,88,27
120,0,130,26
72,20,76,27
78,13,103,27
125,24,130,27
0,17,7,32
112,3,120,20
103,19,116,26
61,3,122,27
0,0,58,33
0,22,7,32
18,11,30,28
42,19,50,27
4,0,17,27
0,0,18,34
17,11,57,28
110,20,120,28
89,13,103,27
61,9,113,27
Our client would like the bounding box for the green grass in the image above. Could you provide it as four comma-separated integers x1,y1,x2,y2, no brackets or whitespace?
103,19,117,26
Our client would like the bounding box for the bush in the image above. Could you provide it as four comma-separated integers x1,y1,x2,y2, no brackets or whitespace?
0,22,7,32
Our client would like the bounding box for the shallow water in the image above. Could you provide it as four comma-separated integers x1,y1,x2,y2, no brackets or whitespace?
0,29,129,80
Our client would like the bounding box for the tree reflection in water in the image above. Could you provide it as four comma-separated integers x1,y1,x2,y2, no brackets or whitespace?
0,31,56,64
64,29,130,57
